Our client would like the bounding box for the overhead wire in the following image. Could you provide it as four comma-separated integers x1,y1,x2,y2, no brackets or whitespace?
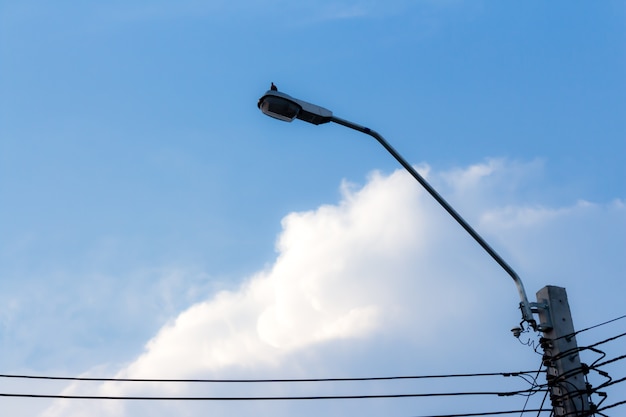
593,375,626,391
0,370,544,384
596,398,626,413
548,331,625,365
593,353,626,368
555,313,626,342
3,315,621,411
525,316,626,416
0,386,548,401
534,389,549,417
516,311,626,413
518,358,545,416
541,331,626,382
407,409,551,417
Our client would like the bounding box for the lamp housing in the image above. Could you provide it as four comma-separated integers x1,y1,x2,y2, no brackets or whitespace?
258,90,332,125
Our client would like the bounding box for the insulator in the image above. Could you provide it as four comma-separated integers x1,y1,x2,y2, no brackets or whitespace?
539,337,552,349
542,353,553,367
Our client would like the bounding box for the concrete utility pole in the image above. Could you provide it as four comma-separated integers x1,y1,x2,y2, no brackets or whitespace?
536,286,589,416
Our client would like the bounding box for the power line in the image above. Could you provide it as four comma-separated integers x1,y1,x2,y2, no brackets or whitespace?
548,331,626,365
534,389,550,417
0,387,547,401
586,331,626,350
594,353,626,369
594,375,626,391
408,410,551,417
518,359,544,415
0,370,544,384
596,399,626,413
556,313,626,342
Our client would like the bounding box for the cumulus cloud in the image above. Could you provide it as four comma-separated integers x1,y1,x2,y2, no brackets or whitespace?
40,159,626,417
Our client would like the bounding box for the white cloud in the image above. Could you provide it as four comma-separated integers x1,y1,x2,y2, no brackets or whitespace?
38,159,626,417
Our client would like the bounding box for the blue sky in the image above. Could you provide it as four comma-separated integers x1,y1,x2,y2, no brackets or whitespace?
1,1,624,416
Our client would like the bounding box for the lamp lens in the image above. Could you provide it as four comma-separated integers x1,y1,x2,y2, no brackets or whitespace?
260,96,300,122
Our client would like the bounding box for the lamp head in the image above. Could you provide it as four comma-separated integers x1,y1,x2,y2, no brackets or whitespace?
258,90,301,122
258,88,333,125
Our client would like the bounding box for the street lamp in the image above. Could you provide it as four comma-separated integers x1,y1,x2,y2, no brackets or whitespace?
258,86,536,329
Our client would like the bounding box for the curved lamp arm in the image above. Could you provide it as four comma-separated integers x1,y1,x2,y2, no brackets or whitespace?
258,88,536,328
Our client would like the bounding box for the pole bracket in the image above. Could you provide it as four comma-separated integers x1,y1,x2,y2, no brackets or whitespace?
530,302,552,332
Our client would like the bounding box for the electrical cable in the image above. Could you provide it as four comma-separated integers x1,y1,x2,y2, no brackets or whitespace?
2,317,620,413
516,326,543,355
538,333,625,415
1,390,555,416
519,359,544,416
585,331,626,350
511,370,543,388
549,346,604,383
534,389,549,417
545,331,625,376
18,326,624,413
0,370,544,384
407,409,551,417
596,399,626,413
551,347,623,390
592,375,626,391
555,379,583,416
0,387,548,401
555,313,626,342
537,374,583,417
593,353,626,369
